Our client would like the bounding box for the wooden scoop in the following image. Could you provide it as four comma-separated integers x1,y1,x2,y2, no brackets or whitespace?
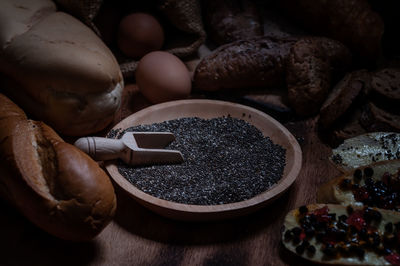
74,132,184,166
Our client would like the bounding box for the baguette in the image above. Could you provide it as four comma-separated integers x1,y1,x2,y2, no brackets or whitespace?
282,204,400,265
0,0,123,136
0,93,117,241
317,160,400,210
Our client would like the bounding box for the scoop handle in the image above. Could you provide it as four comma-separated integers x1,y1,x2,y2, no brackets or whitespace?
74,137,126,161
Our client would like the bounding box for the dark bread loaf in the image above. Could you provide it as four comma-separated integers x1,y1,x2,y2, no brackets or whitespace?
360,102,400,133
202,0,263,45
193,36,297,91
286,37,352,116
280,0,384,63
369,68,400,114
0,93,117,241
318,70,369,130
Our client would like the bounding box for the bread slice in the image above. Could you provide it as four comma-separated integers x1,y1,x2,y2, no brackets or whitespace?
319,70,369,130
360,103,400,133
282,204,400,265
330,132,400,172
369,68,400,114
317,160,400,209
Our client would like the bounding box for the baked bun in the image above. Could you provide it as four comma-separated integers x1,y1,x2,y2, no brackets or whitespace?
0,0,123,136
282,204,400,265
317,160,400,210
0,93,117,241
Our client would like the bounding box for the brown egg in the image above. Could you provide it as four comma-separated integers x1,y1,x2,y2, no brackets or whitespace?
117,13,164,58
136,51,192,104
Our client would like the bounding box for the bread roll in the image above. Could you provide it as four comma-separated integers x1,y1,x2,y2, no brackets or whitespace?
0,93,117,241
0,0,123,136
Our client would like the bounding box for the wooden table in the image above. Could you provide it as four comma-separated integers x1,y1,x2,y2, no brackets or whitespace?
0,84,342,266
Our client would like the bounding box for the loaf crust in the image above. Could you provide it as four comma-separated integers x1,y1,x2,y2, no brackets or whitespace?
0,93,117,241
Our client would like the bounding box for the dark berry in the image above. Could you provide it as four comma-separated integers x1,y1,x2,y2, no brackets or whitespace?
284,230,293,240
304,227,315,238
296,244,305,254
353,169,363,180
301,240,310,247
365,177,374,187
299,205,308,214
364,167,374,177
347,205,354,214
292,227,302,236
349,245,365,258
307,245,316,255
322,243,337,256
385,222,393,233
340,178,352,189
293,236,301,245
339,214,348,221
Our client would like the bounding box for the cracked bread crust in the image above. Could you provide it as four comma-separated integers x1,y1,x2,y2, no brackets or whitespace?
0,93,116,241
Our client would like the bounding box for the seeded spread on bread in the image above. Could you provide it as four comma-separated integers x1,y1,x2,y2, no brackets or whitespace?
318,160,400,211
282,204,400,265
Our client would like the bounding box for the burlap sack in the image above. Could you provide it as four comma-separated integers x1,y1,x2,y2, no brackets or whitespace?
55,0,206,78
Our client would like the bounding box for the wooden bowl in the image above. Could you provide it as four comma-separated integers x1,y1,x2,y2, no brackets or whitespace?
105,99,302,221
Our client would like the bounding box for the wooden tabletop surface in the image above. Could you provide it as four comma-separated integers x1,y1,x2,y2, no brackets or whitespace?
0,84,342,266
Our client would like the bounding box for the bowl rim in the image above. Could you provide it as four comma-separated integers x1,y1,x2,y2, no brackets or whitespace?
105,99,302,220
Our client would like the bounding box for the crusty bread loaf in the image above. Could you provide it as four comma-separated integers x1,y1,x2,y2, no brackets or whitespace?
0,0,123,136
282,204,400,265
0,93,117,241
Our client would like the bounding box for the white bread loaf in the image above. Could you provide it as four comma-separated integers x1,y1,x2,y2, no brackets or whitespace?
0,93,117,241
0,0,123,136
